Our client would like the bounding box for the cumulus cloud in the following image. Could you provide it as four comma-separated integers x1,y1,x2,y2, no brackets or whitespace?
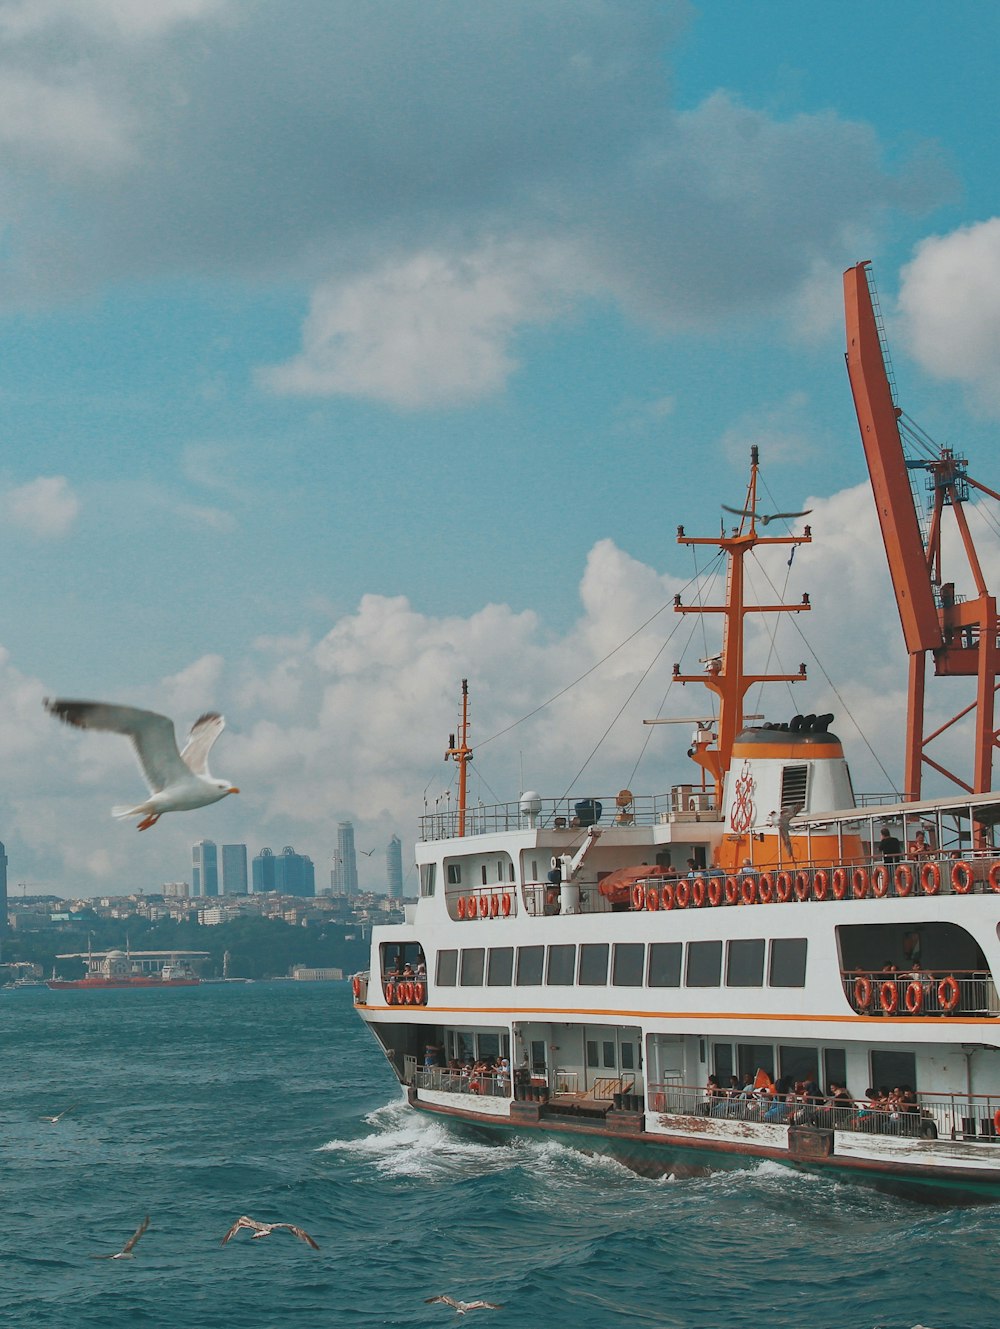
898,219,1000,414
3,475,80,537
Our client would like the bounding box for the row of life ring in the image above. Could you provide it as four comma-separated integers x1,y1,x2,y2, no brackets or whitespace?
630,860,992,911
385,980,426,1006
456,893,513,920
852,974,961,1015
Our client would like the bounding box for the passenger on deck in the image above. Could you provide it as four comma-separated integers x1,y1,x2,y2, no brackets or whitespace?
705,1074,724,1114
686,858,699,878
878,826,903,864
907,829,932,858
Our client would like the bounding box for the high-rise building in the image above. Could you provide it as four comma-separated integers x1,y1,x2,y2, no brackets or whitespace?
274,845,315,897
332,821,359,895
252,847,276,893
221,843,248,895
386,835,403,899
0,839,7,934
192,840,218,897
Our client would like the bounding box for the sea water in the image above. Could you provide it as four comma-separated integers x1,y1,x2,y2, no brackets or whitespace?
1,981,995,1329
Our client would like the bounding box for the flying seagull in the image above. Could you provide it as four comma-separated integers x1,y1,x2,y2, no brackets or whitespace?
40,1103,77,1123
44,700,239,831
424,1297,504,1315
92,1216,150,1260
722,504,812,527
221,1215,319,1249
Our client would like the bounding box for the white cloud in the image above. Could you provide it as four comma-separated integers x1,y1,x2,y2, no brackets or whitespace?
3,475,80,537
898,219,1000,414
716,392,816,468
0,69,136,172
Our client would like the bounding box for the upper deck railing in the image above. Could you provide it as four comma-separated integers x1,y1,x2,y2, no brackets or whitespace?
419,790,719,841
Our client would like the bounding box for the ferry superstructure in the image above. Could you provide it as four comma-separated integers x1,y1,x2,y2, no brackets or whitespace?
353,265,1000,1202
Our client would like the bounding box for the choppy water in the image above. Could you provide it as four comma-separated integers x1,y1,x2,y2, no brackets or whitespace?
1,981,995,1328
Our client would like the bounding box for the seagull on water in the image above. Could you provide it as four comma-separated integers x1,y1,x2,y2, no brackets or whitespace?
221,1215,319,1249
92,1216,150,1260
722,504,812,527
40,1103,77,1123
44,700,239,831
424,1296,504,1315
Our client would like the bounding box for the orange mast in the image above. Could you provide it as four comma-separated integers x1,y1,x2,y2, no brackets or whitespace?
444,678,473,837
672,447,811,805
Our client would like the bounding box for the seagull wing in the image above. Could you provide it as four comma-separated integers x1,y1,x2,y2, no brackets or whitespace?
121,1216,150,1254
180,712,225,776
425,1297,460,1309
221,1215,258,1244
274,1223,319,1249
721,504,753,518
45,700,188,794
466,1302,503,1312
772,508,812,520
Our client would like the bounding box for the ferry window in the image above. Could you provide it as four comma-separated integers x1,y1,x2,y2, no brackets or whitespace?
613,943,645,986
647,942,682,987
621,1043,635,1071
447,863,462,885
779,1046,819,1084
487,947,514,986
481,865,488,886
603,1041,616,1068
461,948,485,986
713,1044,734,1082
579,943,609,985
497,861,504,882
419,863,436,897
509,863,516,882
587,1041,598,1068
824,1048,847,1089
478,1033,500,1062
516,945,544,985
437,949,458,986
547,945,576,985
727,939,765,986
871,1049,917,1091
769,938,807,987
737,1044,774,1081
686,940,723,987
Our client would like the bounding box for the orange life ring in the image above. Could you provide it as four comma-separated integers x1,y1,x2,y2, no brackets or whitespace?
879,980,899,1015
645,884,660,911
724,876,739,906
467,895,477,918
852,866,869,900
794,871,811,902
478,895,490,918
871,865,891,898
489,893,500,917
758,872,774,904
501,892,512,916
831,867,848,900
691,876,707,908
632,883,646,911
403,981,415,1004
775,871,793,903
385,981,396,1004
812,870,829,902
938,975,960,1012
660,881,675,910
951,860,974,894
707,877,723,907
853,975,873,1011
740,875,758,905
674,879,690,909
457,895,466,919
894,864,914,897
413,981,425,1004
994,1108,1000,1136
904,980,924,1014
989,862,1000,894
352,975,361,999
920,862,941,896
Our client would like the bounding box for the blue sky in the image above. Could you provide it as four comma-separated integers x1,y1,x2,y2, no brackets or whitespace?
1,0,999,899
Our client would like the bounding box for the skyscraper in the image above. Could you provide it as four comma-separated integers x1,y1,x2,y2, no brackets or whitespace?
221,843,248,895
274,846,316,897
0,839,8,934
192,840,218,897
386,835,403,899
252,847,276,893
332,821,358,895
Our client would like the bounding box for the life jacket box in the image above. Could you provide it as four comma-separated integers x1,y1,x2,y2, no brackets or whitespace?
574,799,602,826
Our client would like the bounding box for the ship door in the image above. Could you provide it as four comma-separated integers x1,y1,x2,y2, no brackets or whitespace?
585,1027,640,1093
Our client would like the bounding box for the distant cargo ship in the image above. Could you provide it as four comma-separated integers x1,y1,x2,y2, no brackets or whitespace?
47,948,204,989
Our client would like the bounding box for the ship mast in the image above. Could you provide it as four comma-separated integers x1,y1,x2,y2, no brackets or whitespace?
445,678,473,837
672,447,812,805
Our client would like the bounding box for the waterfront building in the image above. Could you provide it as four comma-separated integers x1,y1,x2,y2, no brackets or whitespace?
192,840,218,897
332,821,359,895
252,847,276,893
221,843,249,896
386,835,403,899
274,845,316,897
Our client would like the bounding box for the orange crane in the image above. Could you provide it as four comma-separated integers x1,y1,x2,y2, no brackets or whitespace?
844,260,1000,804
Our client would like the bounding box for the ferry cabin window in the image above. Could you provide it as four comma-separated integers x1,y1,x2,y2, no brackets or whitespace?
478,1033,500,1063
823,1048,847,1089
686,940,723,987
419,863,436,897
481,865,488,886
613,943,645,986
871,1049,917,1092
547,945,576,985
769,938,807,987
516,945,544,986
779,1046,821,1085
713,1043,734,1083
737,1044,774,1081
603,1041,616,1068
579,943,610,985
460,948,485,986
586,1041,598,1068
447,863,462,885
647,942,682,987
437,949,458,986
727,938,765,986
487,947,514,986
620,1042,635,1071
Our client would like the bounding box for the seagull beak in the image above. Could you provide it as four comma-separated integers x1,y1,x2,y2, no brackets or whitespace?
228,787,240,795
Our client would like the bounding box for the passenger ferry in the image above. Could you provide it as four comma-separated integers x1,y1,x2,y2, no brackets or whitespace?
353,266,1000,1203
